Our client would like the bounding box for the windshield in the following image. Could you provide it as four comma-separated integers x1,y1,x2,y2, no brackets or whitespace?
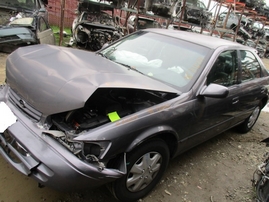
100,31,210,91
0,0,37,10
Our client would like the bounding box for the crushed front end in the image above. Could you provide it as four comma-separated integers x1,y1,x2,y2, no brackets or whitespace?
0,84,126,190
0,43,179,191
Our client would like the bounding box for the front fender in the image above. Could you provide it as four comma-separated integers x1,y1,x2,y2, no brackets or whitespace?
125,125,179,153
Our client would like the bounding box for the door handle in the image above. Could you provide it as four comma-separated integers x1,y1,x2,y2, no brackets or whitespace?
232,97,239,104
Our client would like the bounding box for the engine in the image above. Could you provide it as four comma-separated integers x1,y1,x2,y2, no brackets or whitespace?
50,88,169,133
48,88,176,157
73,11,123,51
75,24,122,51
0,8,19,25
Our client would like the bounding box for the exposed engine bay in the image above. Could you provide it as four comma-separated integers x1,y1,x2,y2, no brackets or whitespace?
72,11,122,51
0,8,26,26
0,8,13,25
69,1,123,51
51,88,176,133
48,88,177,160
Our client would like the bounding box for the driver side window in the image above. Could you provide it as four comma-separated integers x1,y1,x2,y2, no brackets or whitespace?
207,50,238,87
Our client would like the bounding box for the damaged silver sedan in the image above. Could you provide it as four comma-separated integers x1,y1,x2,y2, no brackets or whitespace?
0,29,269,201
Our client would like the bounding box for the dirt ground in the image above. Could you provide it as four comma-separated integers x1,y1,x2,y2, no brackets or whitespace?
0,52,269,202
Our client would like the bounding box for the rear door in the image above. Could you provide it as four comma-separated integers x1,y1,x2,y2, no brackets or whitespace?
232,50,265,123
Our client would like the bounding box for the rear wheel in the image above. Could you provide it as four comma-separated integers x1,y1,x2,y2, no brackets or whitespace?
236,104,261,133
110,139,169,202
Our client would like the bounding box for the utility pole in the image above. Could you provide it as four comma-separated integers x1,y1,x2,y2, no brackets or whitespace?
59,0,66,46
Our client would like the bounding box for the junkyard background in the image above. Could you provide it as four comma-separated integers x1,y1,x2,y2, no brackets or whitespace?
47,0,76,27
2,0,269,201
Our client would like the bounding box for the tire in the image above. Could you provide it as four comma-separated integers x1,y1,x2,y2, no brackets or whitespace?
236,104,261,133
110,139,170,202
256,176,269,202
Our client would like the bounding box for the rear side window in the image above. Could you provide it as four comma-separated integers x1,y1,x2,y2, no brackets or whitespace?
240,50,261,82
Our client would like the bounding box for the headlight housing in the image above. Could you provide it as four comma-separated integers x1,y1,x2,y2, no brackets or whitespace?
82,141,111,161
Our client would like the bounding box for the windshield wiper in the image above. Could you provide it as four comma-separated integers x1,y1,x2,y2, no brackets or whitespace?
96,52,108,59
115,61,145,75
97,47,117,60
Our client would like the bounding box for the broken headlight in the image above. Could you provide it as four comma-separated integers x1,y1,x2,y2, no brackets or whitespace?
82,141,111,161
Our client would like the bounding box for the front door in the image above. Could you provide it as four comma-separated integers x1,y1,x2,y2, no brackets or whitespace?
37,17,55,45
187,50,241,145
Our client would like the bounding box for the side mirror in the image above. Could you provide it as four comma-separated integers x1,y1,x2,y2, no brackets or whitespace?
199,83,229,98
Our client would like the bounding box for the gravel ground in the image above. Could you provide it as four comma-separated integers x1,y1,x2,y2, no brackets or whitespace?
0,52,269,202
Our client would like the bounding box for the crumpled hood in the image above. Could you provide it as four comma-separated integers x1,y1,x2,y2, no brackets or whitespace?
6,44,179,115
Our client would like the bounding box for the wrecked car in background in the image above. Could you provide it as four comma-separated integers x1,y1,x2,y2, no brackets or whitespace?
243,39,265,58
121,0,211,28
181,0,212,27
0,0,55,53
69,0,123,51
1,29,269,202
217,11,249,31
150,0,212,27
127,15,162,33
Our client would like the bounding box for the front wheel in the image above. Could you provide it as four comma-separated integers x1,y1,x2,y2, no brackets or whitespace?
110,139,170,202
236,104,261,133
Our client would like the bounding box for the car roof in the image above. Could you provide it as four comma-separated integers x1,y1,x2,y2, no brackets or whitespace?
145,28,250,50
